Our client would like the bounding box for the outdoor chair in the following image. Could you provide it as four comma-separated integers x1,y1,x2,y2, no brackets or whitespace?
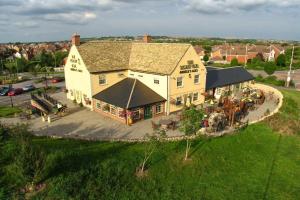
151,121,160,130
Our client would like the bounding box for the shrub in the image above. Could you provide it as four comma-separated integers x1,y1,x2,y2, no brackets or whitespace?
230,58,239,66
264,62,277,75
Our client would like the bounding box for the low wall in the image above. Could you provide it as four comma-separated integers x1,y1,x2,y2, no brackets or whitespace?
248,83,283,124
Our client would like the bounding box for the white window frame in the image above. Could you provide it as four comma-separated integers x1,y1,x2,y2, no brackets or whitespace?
176,96,182,105
155,104,162,114
154,78,159,84
99,74,106,85
194,74,200,84
193,92,199,102
177,76,183,88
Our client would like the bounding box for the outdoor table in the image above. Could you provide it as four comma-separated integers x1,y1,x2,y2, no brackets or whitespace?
160,119,173,129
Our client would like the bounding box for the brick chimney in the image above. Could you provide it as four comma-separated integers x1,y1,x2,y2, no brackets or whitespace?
143,34,152,43
71,33,80,46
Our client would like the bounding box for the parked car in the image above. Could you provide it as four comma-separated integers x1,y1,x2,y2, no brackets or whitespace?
22,84,36,92
8,88,23,96
0,86,11,96
51,77,64,83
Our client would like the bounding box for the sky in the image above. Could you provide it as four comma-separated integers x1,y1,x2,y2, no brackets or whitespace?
0,0,300,43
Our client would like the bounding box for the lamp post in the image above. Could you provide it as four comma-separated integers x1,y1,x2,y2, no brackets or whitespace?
286,45,294,88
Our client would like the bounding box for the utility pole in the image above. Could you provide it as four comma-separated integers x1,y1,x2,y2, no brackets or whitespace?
244,44,248,67
286,45,294,88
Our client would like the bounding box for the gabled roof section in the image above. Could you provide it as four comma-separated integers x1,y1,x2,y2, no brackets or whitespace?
76,41,191,74
77,41,132,73
93,78,166,109
205,66,254,90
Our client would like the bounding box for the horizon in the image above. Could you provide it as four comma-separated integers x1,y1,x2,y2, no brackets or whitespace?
1,0,300,43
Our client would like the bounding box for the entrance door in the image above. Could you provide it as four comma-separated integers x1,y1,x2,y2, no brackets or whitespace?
144,106,153,119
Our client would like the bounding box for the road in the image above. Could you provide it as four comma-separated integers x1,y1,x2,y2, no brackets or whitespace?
0,79,65,107
248,69,300,90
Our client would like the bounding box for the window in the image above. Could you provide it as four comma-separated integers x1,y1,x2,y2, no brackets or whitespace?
154,78,159,84
138,75,143,77
193,93,199,101
111,105,117,116
176,96,182,105
155,104,162,114
99,74,106,85
96,100,101,109
187,60,194,65
118,73,124,77
130,73,135,77
118,108,125,118
194,74,200,84
177,77,183,88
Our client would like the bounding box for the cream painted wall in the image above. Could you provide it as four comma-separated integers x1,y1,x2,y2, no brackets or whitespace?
127,70,168,99
169,46,207,113
91,70,128,95
64,45,92,108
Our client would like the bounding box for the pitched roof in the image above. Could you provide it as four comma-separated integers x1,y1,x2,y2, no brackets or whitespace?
93,78,166,109
77,41,132,73
76,41,191,74
205,66,254,90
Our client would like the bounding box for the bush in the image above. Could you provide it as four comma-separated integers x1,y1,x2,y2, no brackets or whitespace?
276,54,286,67
230,58,239,66
264,62,277,75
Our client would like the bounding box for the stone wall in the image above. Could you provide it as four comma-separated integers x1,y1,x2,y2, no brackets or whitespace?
248,83,283,124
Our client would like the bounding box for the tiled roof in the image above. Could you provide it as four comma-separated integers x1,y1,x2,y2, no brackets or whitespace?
77,41,191,75
205,66,254,90
93,78,166,109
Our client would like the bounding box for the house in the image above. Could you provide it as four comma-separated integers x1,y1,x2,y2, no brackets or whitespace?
193,45,205,61
205,66,254,99
64,34,207,124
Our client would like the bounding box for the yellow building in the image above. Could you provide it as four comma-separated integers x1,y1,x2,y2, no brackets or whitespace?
64,34,207,124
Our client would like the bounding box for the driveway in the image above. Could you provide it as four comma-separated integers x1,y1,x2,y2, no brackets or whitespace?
0,80,65,106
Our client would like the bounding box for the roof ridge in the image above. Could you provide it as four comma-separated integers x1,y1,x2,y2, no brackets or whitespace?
126,79,137,109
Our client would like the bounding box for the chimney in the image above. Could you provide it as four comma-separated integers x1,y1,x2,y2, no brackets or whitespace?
143,34,152,43
71,33,80,46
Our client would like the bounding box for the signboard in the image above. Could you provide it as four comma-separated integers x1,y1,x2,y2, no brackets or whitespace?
70,55,83,72
179,61,199,74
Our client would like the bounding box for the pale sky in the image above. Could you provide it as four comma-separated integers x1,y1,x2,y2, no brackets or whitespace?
0,0,300,43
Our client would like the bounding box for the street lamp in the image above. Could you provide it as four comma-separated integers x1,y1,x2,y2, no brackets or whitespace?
286,45,294,88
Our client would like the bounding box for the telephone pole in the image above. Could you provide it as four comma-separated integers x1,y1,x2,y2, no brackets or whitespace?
286,45,294,88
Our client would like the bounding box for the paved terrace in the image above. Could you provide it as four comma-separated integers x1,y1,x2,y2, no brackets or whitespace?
0,84,283,141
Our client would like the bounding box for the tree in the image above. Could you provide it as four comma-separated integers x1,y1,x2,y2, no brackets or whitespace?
264,62,277,76
203,54,209,63
230,58,239,66
179,106,204,161
136,130,166,177
276,54,286,67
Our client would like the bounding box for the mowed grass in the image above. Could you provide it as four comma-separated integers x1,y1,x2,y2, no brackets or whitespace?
0,106,22,117
1,89,300,199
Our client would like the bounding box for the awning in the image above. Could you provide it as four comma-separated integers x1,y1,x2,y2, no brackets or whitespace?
93,78,166,109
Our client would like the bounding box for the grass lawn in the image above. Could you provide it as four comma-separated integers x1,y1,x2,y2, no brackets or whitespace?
1,90,299,199
0,106,22,117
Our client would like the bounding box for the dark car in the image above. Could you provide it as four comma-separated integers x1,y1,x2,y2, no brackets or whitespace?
51,77,64,83
22,84,36,92
8,88,23,96
0,86,11,96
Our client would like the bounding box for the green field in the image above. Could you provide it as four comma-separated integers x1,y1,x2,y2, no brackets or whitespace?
1,90,299,199
0,106,22,117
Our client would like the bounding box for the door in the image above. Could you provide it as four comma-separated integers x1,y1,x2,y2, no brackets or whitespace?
144,106,153,119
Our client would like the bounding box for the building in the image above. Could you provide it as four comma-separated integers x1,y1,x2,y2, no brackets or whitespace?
64,34,207,124
205,66,254,99
211,44,286,64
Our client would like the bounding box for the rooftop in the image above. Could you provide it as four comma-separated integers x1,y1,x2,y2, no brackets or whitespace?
77,41,191,75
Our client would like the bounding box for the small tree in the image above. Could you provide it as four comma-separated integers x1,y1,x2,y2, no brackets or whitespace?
276,54,286,67
230,58,239,66
203,54,209,63
137,130,166,177
179,106,204,161
264,62,276,76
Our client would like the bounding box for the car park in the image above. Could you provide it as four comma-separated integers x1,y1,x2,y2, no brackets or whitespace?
23,84,36,92
0,86,11,96
8,88,23,96
51,77,64,83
